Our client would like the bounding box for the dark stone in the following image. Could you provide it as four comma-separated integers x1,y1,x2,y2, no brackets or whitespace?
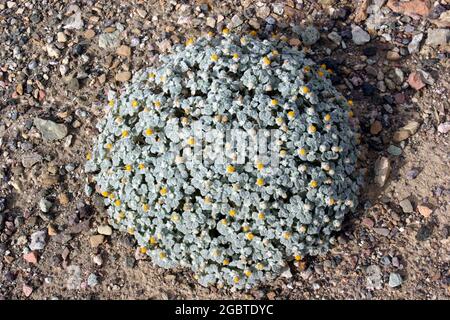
73,43,88,56
362,83,376,96
0,197,6,212
363,46,377,57
416,223,434,241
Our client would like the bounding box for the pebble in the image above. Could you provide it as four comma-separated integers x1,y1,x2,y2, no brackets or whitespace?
84,29,96,39
98,31,121,49
363,46,377,57
24,251,39,264
370,120,383,135
57,32,67,43
327,31,342,45
301,26,320,46
29,230,47,251
366,265,383,290
374,156,390,187
388,272,403,288
387,145,402,156
373,227,390,237
417,205,432,218
280,265,293,279
93,254,103,266
393,121,420,142
39,198,52,213
407,71,426,90
47,45,61,58
97,225,113,236
89,234,105,248
362,83,376,96
351,25,370,45
437,122,450,134
23,285,33,297
408,33,423,54
67,265,82,290
399,199,413,213
115,71,131,82
406,169,419,180
425,29,450,47
64,11,84,30
386,50,401,61
387,0,431,17
87,273,99,287
228,14,243,29
206,17,216,28
22,152,43,168
34,118,68,141
116,45,131,57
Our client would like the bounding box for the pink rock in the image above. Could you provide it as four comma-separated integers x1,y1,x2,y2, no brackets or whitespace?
408,71,426,90
387,0,432,18
23,285,33,297
24,251,39,264
437,122,450,134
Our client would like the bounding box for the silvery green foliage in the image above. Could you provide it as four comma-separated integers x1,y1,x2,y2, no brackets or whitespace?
85,32,361,289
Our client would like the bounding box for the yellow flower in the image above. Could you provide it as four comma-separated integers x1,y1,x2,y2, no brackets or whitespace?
256,263,264,270
86,152,92,160
204,196,212,204
121,130,129,138
222,28,230,35
258,212,265,220
140,247,147,254
153,100,161,107
283,231,291,240
127,227,134,235
242,225,250,232
210,53,219,62
256,178,264,187
114,199,121,206
309,180,318,188
271,49,279,56
245,232,254,240
347,99,354,106
318,70,324,77
270,99,278,106
294,255,302,261
131,100,138,108
276,117,284,125
118,211,125,220
249,30,257,36
348,110,354,118
108,193,115,200
300,86,310,94
171,214,179,222
287,110,295,119
149,236,157,245
279,150,287,157
145,128,154,136
308,125,317,134
124,164,132,172
221,219,228,225
232,53,239,60
244,270,252,277
187,137,195,146
160,187,168,196
328,198,335,206
262,56,271,66
298,148,307,156
320,64,327,69
240,37,247,45
324,114,331,122
304,66,310,72
101,191,109,197
256,162,264,171
148,72,156,79
159,252,166,259
142,203,149,212
185,37,194,46
229,209,236,217
108,99,114,107
233,276,240,284
226,165,235,173
223,259,230,266
138,163,145,170
105,143,113,150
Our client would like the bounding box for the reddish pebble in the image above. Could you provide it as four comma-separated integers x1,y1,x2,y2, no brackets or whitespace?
362,217,374,228
417,205,433,218
23,284,33,297
24,251,39,264
408,72,426,91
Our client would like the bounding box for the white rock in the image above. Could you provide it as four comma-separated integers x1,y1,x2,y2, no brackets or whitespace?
352,25,370,45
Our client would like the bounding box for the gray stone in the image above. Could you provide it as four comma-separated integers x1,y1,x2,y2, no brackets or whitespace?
301,26,320,46
388,272,403,287
399,199,413,213
366,265,383,290
98,31,121,49
352,25,370,45
66,265,82,290
29,230,47,251
437,122,450,134
408,33,423,53
327,31,342,45
39,198,52,213
34,118,68,141
280,265,293,279
22,152,42,168
64,11,84,30
374,156,390,187
87,273,99,287
387,145,402,156
426,29,450,47
97,225,113,236
228,14,243,29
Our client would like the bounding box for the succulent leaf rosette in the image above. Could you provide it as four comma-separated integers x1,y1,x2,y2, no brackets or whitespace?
85,30,361,289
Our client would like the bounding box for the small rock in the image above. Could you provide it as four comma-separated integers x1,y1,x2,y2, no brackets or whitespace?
363,46,377,57
393,121,420,142
30,230,47,251
115,71,131,82
89,234,105,248
362,83,376,96
87,273,99,287
327,31,342,45
399,199,413,213
256,5,271,19
39,198,52,213
67,78,79,91
387,0,431,17
426,29,450,47
57,32,67,43
22,285,33,297
432,10,450,28
352,25,370,45
388,272,403,288
437,122,450,134
387,145,402,156
22,152,42,168
373,227,390,237
408,71,426,90
24,251,39,264
64,11,84,30
228,14,243,29
67,265,82,290
98,31,121,49
116,45,131,57
93,255,103,266
280,265,292,279
46,45,61,58
97,225,112,236
374,156,390,187
361,217,374,228
366,265,383,290
206,17,216,28
354,0,369,23
417,205,433,218
58,193,70,206
370,121,382,135
34,118,68,141
301,26,320,46
386,50,401,61
406,169,419,180
84,29,96,39
408,33,423,54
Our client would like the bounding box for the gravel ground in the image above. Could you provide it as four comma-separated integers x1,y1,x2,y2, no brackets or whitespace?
0,0,449,300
